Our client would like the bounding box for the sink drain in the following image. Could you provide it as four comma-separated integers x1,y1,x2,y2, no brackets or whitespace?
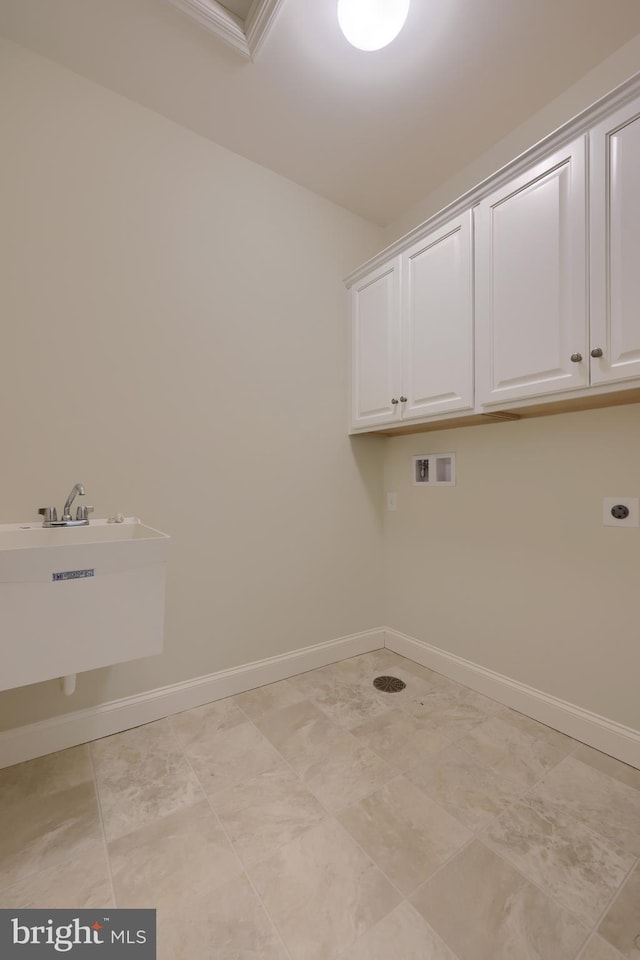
373,675,406,693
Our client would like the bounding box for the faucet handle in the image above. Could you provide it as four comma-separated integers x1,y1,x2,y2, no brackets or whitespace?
38,507,58,523
76,504,94,522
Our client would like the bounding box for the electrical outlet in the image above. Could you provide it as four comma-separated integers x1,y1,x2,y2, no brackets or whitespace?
602,497,639,527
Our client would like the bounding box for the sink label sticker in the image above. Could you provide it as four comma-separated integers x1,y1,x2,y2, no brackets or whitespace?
52,568,95,582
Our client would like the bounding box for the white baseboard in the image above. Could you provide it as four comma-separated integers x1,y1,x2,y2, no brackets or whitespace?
4,624,639,771
385,628,640,770
0,628,384,769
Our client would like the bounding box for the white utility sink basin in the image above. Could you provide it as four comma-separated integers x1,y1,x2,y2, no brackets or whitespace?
0,518,170,691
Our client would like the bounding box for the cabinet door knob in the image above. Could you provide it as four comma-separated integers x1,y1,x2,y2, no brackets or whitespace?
399,396,407,403
570,353,583,363
590,347,603,358
391,398,399,405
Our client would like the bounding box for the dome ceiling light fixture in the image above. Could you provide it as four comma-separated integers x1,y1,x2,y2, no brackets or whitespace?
337,0,411,51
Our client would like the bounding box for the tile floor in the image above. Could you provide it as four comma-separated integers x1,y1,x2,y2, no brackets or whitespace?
1,649,639,960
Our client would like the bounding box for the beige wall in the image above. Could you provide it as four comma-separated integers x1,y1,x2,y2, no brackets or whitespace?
2,33,639,742
383,407,640,730
0,39,385,732
383,33,640,244
381,38,640,733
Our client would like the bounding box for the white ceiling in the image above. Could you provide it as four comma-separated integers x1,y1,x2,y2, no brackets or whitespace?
1,0,640,225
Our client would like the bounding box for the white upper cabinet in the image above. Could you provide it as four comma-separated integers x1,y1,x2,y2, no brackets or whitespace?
401,212,474,420
347,77,640,434
475,138,588,406
590,95,640,385
349,214,473,432
350,257,401,429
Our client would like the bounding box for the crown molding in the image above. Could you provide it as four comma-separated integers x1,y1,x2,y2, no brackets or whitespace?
344,67,640,287
245,0,284,57
166,0,284,59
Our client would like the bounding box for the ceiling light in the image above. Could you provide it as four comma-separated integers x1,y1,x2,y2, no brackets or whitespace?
337,0,410,51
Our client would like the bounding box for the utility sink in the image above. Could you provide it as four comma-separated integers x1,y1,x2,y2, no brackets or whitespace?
0,518,170,691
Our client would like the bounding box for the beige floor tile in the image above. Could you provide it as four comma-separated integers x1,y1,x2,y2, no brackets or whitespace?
453,686,504,715
285,655,414,725
186,719,289,796
391,659,463,696
287,661,362,700
259,697,414,814
294,727,394,814
92,723,204,842
411,839,588,960
534,724,577,755
403,690,490,740
495,706,577,754
408,743,524,830
109,800,242,906
345,659,439,703
91,718,175,762
233,678,307,719
255,699,341,764
529,756,640,857
156,872,289,960
458,715,566,788
290,654,432,729
376,663,438,700
339,901,460,960
573,744,640,793
1,841,113,908
338,776,471,895
4,657,638,960
0,745,93,808
249,818,401,960
582,935,628,960
0,781,102,890
351,709,452,772
598,862,640,959
307,676,396,729
211,765,327,866
342,649,410,678
483,797,635,926
169,697,246,748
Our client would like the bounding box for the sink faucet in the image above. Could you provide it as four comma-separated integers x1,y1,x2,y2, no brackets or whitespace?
39,483,93,527
63,483,85,521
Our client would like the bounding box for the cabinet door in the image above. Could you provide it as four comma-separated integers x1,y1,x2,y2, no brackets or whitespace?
590,98,640,385
401,211,474,419
476,138,588,406
350,257,401,429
